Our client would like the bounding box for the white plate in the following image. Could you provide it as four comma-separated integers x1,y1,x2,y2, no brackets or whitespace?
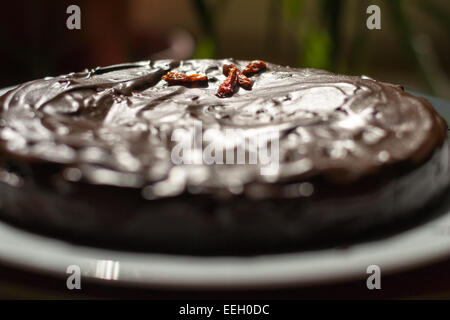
0,86,449,290
0,208,450,289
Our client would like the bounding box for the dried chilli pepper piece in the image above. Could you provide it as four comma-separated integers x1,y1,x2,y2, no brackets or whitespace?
242,60,267,76
162,72,207,84
216,66,238,98
223,64,252,90
222,64,236,76
237,72,253,90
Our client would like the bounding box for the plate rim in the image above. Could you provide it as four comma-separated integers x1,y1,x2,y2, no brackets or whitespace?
0,200,449,290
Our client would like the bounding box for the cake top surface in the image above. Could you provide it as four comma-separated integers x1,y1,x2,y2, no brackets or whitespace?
0,59,446,199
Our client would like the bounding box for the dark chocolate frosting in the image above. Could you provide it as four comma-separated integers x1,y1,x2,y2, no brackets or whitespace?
0,59,448,255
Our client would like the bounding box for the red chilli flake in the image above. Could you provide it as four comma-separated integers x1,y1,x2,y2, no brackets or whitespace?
216,66,239,98
162,72,207,84
242,60,266,76
223,64,252,90
217,60,266,98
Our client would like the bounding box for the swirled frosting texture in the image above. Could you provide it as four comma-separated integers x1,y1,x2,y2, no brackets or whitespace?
0,59,447,198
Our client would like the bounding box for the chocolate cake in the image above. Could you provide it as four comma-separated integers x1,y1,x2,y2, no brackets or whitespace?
0,59,448,255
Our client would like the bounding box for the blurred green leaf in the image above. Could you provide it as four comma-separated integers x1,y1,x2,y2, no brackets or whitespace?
282,0,303,21
301,30,332,70
321,0,342,71
191,0,214,33
387,0,437,94
191,0,218,58
346,28,367,74
193,36,217,59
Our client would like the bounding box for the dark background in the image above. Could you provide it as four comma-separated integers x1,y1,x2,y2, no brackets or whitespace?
0,0,448,98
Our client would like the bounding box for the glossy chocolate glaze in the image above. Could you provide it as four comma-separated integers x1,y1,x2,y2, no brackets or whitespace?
0,59,448,255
